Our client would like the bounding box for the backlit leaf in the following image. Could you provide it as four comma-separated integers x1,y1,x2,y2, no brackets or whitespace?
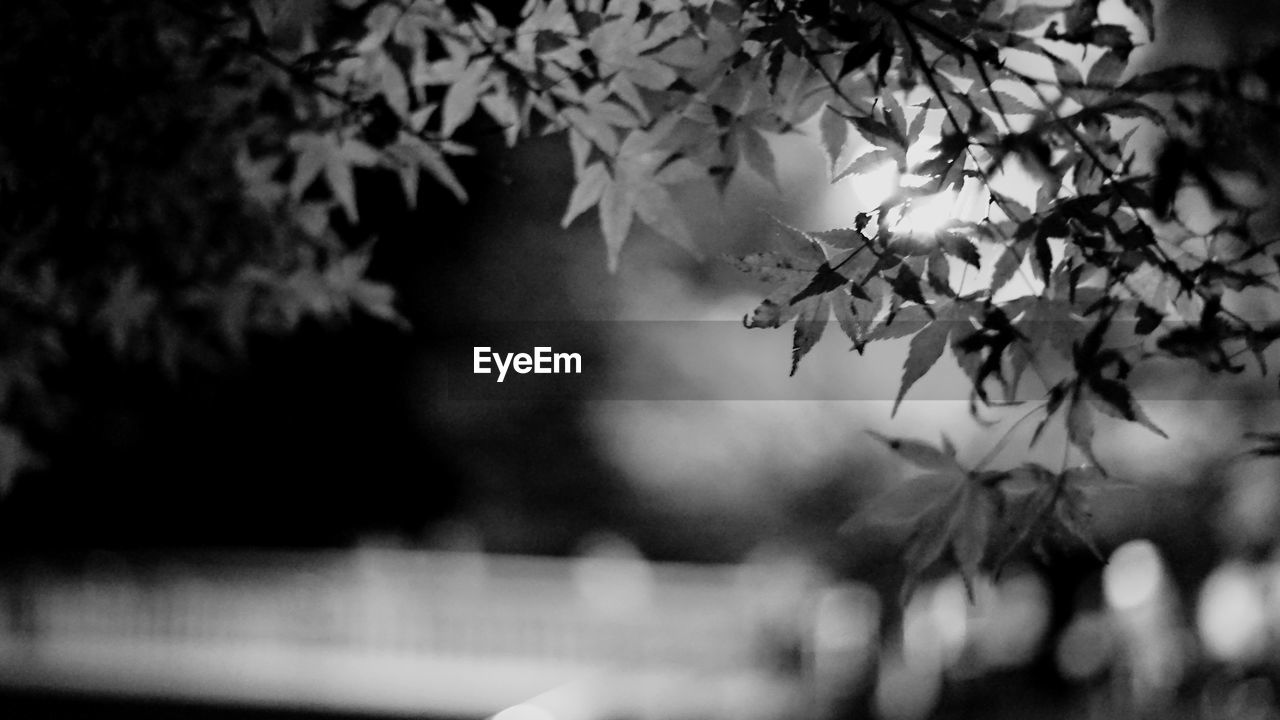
868,431,964,473
819,107,849,174
895,319,951,414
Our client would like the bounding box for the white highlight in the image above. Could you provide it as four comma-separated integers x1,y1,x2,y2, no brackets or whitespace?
572,534,653,616
1103,540,1164,611
838,160,899,208
893,190,960,237
1197,563,1267,663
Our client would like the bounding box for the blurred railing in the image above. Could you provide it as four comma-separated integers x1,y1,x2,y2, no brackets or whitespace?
0,549,832,719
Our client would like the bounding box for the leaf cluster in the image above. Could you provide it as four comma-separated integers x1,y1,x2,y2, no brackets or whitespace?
3,0,1280,601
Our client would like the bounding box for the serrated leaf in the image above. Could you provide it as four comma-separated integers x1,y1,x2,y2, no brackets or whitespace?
1015,298,1085,364
599,179,634,272
1086,379,1168,438
839,40,880,78
845,472,961,532
902,499,955,602
1051,55,1085,88
868,431,964,472
891,265,928,306
847,113,902,150
984,91,1041,116
833,148,898,183
1087,50,1126,88
830,286,868,347
927,252,953,296
882,93,908,142
1052,485,1103,559
991,244,1024,294
632,178,699,257
563,163,609,227
790,262,850,305
288,133,329,201
388,135,468,204
952,486,996,593
732,245,839,341
791,295,829,375
906,99,931,146
819,107,849,174
1066,387,1099,465
740,127,778,187
441,59,491,137
938,231,981,268
895,320,951,414
916,132,968,191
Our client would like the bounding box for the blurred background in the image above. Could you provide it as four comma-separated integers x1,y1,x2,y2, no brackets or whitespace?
3,0,1280,719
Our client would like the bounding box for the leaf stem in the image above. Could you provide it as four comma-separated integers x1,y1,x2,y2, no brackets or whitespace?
973,400,1049,471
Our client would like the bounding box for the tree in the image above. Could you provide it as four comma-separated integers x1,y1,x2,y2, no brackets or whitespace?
2,0,1279,600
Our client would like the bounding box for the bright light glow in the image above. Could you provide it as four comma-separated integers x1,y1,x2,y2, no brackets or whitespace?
492,704,557,720
902,590,945,669
893,190,959,237
835,160,899,208
1197,563,1267,663
1103,539,1165,611
902,575,980,670
811,582,881,700
927,575,971,658
812,582,880,652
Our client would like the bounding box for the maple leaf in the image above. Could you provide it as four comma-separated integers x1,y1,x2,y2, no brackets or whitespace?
1005,297,1086,387
791,294,830,375
892,300,983,414
992,463,1117,571
588,129,700,271
915,131,969,191
833,148,899,183
860,432,999,601
289,132,382,222
737,126,778,188
732,222,883,370
385,133,469,205
1085,379,1167,439
819,106,849,175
